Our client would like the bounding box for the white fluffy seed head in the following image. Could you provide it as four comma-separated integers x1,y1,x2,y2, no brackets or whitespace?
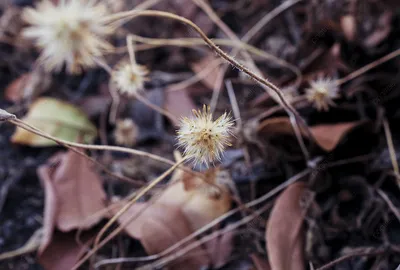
22,0,113,74
177,105,234,167
306,77,339,111
111,60,149,96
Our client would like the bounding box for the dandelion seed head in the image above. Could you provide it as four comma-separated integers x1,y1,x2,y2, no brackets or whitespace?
22,0,113,73
177,105,234,167
114,118,138,147
111,60,149,96
306,77,339,111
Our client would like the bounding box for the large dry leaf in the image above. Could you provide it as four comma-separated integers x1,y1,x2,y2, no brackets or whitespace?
250,253,271,270
4,71,51,103
266,182,307,270
115,167,233,269
309,121,365,151
37,165,58,254
38,150,107,232
39,230,94,270
12,97,97,146
258,117,365,151
117,202,210,269
204,224,235,269
157,167,232,231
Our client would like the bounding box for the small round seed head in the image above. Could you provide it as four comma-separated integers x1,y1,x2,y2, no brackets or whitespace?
114,118,138,147
177,105,234,167
111,60,149,96
22,0,113,74
306,77,339,111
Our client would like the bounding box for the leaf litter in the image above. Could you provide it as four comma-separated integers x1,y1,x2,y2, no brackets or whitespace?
1,0,400,270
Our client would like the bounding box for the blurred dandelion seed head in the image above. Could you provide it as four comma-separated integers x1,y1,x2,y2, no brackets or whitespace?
111,60,149,96
114,118,138,147
306,77,339,111
177,105,234,167
22,0,113,73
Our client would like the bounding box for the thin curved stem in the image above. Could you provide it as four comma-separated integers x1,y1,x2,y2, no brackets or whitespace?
336,48,400,86
9,118,199,177
103,10,300,122
9,119,144,185
103,10,311,162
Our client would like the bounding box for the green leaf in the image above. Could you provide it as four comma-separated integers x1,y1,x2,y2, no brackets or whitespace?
12,97,97,146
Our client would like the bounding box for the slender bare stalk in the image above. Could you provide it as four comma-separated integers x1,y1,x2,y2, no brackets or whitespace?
336,48,400,86
104,10,312,162
7,118,200,177
8,118,144,185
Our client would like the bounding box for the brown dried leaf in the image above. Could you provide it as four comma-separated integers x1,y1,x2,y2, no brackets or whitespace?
258,117,365,151
205,224,235,268
38,150,107,233
310,121,364,151
115,167,232,269
266,182,307,270
157,167,232,231
4,70,51,103
164,89,196,126
38,230,94,270
4,73,30,103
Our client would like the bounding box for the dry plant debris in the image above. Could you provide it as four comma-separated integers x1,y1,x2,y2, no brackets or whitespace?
11,97,97,146
0,0,400,270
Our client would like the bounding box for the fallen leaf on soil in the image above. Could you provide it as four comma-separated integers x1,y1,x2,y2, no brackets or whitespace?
117,202,210,269
5,73,30,102
157,167,232,231
309,121,365,151
4,71,51,103
39,230,95,270
164,89,196,126
266,182,307,270
38,150,107,233
190,54,223,90
12,97,97,146
204,224,235,269
258,117,365,151
114,166,232,269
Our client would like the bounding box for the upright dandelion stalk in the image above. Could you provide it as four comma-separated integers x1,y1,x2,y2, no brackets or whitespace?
22,0,114,73
177,105,234,167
